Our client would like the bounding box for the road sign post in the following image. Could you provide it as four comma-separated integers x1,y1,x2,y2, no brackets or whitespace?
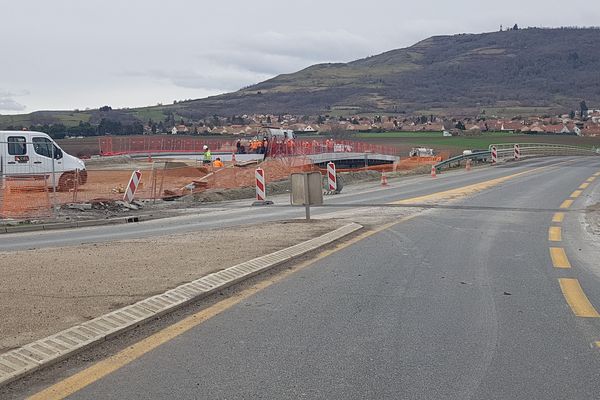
291,172,323,220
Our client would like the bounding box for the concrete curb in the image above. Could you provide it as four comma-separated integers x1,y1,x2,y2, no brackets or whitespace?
0,215,146,234
0,222,363,387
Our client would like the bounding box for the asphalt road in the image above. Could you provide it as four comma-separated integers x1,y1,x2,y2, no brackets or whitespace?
29,156,599,399
0,157,587,251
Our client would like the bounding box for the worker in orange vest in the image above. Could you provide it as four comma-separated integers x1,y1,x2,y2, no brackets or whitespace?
213,157,224,168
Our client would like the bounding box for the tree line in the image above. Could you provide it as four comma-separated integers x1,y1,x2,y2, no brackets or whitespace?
3,119,144,139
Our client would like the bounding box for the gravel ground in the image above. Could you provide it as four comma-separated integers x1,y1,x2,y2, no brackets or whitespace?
586,202,600,235
0,219,341,353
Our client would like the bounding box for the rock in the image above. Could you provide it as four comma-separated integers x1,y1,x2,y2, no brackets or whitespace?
67,203,92,211
115,200,139,210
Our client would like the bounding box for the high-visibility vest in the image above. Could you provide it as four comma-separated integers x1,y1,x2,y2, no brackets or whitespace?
203,150,211,161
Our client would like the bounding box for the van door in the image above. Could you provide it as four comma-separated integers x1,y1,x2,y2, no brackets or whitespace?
5,135,31,176
31,136,64,181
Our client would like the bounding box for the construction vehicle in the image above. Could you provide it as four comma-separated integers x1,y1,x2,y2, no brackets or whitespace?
409,147,436,157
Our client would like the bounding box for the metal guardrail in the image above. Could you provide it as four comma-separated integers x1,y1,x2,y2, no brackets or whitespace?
434,143,599,171
488,143,600,158
434,151,490,171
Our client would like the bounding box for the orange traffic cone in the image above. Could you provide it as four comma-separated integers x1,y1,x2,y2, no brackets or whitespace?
147,154,153,163
381,173,389,186
431,165,437,178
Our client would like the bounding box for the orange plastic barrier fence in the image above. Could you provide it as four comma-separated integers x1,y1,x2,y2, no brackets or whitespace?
1,153,442,220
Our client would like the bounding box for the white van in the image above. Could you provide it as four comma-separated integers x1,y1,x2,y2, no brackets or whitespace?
0,130,87,191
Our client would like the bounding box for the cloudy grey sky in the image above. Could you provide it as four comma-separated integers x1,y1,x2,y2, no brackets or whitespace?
1,0,598,114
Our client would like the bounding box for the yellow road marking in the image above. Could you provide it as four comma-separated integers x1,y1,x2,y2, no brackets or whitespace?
392,166,548,205
579,183,589,189
559,278,600,318
550,247,571,268
594,172,600,177
25,164,561,399
552,212,565,223
548,227,562,242
560,199,574,209
587,177,596,183
570,190,583,198
28,216,416,399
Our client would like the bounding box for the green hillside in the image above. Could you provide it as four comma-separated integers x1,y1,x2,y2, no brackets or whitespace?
2,27,599,128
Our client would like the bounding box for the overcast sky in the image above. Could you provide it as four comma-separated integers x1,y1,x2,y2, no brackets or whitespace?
1,0,598,114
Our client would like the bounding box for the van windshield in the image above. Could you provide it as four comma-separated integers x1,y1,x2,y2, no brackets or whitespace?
32,137,63,159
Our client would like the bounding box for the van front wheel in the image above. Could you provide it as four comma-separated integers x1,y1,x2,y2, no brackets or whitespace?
58,172,76,192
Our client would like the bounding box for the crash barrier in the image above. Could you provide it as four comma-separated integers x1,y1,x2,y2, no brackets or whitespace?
434,143,600,173
434,151,491,172
488,143,600,160
514,144,521,160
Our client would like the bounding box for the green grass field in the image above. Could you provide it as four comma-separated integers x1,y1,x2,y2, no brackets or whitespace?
354,131,600,156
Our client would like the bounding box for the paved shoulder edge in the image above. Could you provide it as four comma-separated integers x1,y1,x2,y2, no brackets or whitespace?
0,215,147,234
0,222,363,387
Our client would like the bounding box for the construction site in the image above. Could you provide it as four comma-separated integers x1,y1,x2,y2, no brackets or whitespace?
0,134,448,221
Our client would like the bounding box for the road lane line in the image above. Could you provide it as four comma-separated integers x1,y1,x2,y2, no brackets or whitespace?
550,247,571,269
594,172,600,177
587,177,596,183
579,183,589,189
570,190,583,198
26,215,417,400
552,212,565,223
392,164,552,205
23,161,570,399
560,199,574,209
548,227,562,242
559,279,600,318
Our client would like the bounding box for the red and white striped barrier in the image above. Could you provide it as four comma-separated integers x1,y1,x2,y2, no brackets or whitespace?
255,167,266,201
327,162,337,191
431,165,437,178
514,144,521,160
491,146,498,164
124,170,142,203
